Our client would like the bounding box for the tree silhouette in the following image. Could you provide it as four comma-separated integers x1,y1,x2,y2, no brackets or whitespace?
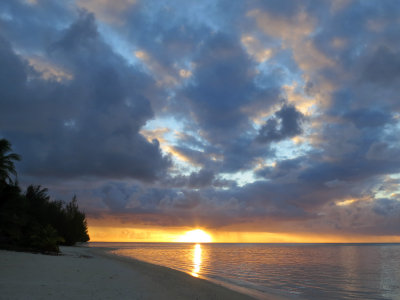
0,139,21,185
25,185,51,225
0,139,90,253
62,196,90,245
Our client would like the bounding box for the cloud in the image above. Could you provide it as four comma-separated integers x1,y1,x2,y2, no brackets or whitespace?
0,1,74,51
257,104,304,143
361,46,400,85
366,142,400,161
373,198,400,217
0,36,27,100
343,108,392,129
188,169,214,188
0,11,170,181
170,32,283,173
2,0,400,239
256,157,303,179
77,0,138,25
183,32,260,141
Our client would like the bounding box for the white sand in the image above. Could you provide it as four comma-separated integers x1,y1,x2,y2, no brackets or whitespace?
0,246,290,300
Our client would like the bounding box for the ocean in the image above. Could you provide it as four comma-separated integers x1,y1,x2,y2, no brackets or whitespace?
90,242,400,299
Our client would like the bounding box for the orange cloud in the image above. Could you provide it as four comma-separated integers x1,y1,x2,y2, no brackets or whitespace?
77,0,137,25
248,9,333,73
28,56,73,82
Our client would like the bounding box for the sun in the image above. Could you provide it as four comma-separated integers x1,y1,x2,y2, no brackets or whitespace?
177,229,212,243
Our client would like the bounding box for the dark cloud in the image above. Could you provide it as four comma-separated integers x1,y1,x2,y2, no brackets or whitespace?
362,46,400,85
366,142,400,161
299,156,400,186
0,11,170,181
168,32,283,173
373,198,400,217
51,10,99,51
184,33,260,141
0,1,73,51
257,104,304,143
188,169,214,188
256,157,303,179
219,135,270,172
160,168,236,190
343,108,392,129
172,133,272,173
0,36,27,101
101,182,137,211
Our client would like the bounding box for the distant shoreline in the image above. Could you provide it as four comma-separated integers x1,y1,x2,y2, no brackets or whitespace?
0,246,290,300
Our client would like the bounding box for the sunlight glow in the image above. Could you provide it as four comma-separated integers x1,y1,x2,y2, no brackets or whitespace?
191,244,202,277
88,224,400,243
336,199,356,206
177,229,212,243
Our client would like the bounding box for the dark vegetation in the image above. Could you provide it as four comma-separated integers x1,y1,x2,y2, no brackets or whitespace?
0,139,89,254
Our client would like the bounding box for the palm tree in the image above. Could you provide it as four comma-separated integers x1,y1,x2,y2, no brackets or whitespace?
26,185,50,203
0,139,21,184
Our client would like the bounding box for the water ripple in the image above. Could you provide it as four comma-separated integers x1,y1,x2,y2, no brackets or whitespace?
92,243,400,300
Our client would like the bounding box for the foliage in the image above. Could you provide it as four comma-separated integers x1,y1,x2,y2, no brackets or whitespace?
28,224,64,253
62,196,90,245
0,139,21,185
0,139,90,254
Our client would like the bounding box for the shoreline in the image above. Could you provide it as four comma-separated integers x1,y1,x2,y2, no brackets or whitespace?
0,246,290,300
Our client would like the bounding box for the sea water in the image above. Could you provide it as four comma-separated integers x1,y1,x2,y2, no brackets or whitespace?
90,242,400,299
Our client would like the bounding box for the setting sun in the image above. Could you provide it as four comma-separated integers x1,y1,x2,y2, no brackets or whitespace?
177,229,212,243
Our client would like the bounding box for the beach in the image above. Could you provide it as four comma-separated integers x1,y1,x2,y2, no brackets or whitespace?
0,246,286,300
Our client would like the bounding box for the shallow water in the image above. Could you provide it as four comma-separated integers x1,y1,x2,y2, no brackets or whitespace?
91,242,400,299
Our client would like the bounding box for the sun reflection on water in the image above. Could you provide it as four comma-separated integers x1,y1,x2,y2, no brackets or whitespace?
191,243,202,277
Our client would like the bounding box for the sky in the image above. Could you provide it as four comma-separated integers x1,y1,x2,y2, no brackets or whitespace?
1,0,400,242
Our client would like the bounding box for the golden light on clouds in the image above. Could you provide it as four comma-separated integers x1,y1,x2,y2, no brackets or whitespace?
77,0,137,24
134,50,180,86
88,226,182,242
179,69,192,78
247,9,314,42
140,127,170,145
165,145,193,163
291,136,305,145
335,199,357,206
284,82,316,115
28,56,73,82
134,50,149,60
249,105,279,126
241,35,273,63
248,8,333,73
88,222,400,244
139,126,201,166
